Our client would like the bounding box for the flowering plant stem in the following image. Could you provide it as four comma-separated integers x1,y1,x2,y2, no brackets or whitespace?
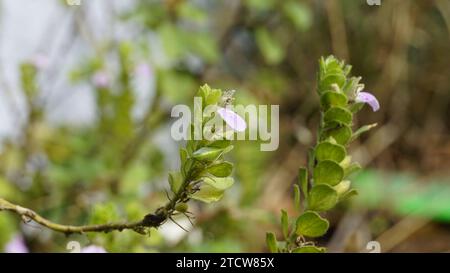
266,55,379,253
0,85,240,236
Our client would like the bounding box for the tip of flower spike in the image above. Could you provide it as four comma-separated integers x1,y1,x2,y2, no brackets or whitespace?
355,91,380,112
217,107,247,132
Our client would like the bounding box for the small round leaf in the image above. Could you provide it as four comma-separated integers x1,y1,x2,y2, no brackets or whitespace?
313,160,344,186
323,125,352,145
320,91,348,110
307,184,338,211
324,107,352,126
315,141,346,162
295,211,329,238
319,73,346,92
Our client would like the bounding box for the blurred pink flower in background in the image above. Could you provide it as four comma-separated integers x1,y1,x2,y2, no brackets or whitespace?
5,234,29,253
92,70,110,89
30,53,50,70
80,245,107,253
135,63,152,77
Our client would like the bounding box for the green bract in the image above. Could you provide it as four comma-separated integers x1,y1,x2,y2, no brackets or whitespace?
206,162,233,177
313,160,344,186
320,91,348,110
324,107,353,126
307,184,338,211
315,141,346,162
323,125,352,145
295,211,329,238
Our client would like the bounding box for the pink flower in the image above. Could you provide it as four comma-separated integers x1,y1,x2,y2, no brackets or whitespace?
355,91,380,112
30,54,50,70
92,71,110,89
80,245,107,253
217,107,247,132
5,235,29,253
135,63,152,77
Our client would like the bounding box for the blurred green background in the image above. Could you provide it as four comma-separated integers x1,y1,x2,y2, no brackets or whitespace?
0,0,449,252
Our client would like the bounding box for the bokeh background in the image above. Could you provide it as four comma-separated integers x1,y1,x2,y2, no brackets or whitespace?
0,0,449,252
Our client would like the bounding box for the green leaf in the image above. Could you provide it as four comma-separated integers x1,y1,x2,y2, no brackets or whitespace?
207,140,231,149
188,32,220,63
206,162,233,177
202,176,235,191
282,1,312,31
192,147,223,162
308,184,338,211
313,160,344,186
320,56,343,74
343,76,362,97
320,91,348,110
159,23,186,60
315,141,346,163
339,188,358,201
343,162,362,178
90,202,120,224
189,184,225,203
351,123,377,141
281,210,289,239
293,184,301,211
323,125,352,145
176,2,207,23
319,73,346,92
169,171,183,193
206,88,222,106
324,107,353,126
266,232,278,253
159,70,196,104
298,167,308,198
255,28,285,65
189,177,234,203
293,246,326,253
179,148,188,166
182,158,194,178
198,84,211,103
295,211,329,238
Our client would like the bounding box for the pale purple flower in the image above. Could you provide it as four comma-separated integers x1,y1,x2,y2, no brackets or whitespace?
30,54,50,70
92,71,110,89
217,107,247,132
5,235,29,253
135,63,152,77
80,245,107,253
355,91,380,112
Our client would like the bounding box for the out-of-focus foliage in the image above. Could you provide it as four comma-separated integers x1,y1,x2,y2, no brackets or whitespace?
0,0,449,252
